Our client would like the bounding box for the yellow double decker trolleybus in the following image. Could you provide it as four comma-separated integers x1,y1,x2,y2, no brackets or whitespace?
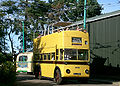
33,22,90,84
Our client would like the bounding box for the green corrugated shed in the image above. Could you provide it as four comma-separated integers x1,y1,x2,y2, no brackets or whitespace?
67,10,120,67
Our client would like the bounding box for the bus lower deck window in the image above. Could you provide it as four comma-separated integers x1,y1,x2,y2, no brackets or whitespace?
64,49,88,60
60,49,63,60
51,53,55,60
48,54,50,60
64,49,77,60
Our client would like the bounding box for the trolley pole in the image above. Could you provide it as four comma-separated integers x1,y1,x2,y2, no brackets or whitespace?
22,21,24,53
76,0,79,3
83,0,87,30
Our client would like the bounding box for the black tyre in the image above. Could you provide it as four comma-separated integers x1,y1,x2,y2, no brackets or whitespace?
27,72,33,75
35,71,38,79
54,69,62,85
38,69,42,80
34,66,42,80
34,68,38,79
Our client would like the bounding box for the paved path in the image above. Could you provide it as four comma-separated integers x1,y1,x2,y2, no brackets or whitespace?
16,73,119,86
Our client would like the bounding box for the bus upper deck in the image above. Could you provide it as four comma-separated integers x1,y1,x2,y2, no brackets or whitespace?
34,30,89,62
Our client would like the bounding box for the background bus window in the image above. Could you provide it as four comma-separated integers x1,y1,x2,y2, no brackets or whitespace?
19,56,23,61
24,56,27,61
51,53,55,60
78,50,88,60
60,49,63,60
48,53,50,60
64,49,77,60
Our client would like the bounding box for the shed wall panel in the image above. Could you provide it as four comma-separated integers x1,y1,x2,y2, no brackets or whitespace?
89,15,120,67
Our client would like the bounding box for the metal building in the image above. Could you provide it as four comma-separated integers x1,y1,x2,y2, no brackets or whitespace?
68,10,120,67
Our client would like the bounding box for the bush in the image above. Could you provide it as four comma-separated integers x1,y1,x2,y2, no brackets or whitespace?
0,61,16,86
0,52,6,64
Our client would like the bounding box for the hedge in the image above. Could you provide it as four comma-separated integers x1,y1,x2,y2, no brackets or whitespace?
0,61,16,86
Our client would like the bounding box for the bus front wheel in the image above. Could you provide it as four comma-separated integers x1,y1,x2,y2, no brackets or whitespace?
35,67,42,80
38,69,42,80
54,69,62,85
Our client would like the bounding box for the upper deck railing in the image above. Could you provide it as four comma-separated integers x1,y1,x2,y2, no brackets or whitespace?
34,22,87,38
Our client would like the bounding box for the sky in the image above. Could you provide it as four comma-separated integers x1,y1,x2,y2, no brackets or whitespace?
97,0,120,13
6,0,120,53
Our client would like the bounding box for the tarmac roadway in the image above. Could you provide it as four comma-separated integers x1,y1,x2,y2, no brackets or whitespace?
16,73,120,86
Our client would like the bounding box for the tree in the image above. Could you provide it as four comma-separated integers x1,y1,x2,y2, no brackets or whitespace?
0,10,8,53
0,0,51,53
48,0,102,22
0,0,102,54
17,0,102,51
27,0,51,30
17,0,51,52
0,0,20,55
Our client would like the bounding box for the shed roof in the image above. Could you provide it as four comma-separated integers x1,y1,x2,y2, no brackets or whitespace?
66,10,120,27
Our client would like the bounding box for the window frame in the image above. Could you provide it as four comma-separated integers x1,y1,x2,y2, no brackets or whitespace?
64,49,89,61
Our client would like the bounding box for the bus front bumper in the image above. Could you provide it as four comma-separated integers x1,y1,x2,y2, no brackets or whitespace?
61,65,90,78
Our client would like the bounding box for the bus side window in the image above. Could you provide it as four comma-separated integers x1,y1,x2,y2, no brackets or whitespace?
38,54,40,60
51,53,55,60
19,56,23,61
60,49,63,60
56,49,58,60
24,56,27,61
48,53,50,60
42,54,44,60
40,54,42,60
46,54,48,60
44,54,47,60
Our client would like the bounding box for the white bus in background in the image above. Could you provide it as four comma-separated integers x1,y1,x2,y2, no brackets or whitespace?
16,52,33,74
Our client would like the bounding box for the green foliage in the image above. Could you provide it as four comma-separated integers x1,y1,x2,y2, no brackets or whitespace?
0,52,15,86
0,61,16,86
0,0,20,53
1,0,19,15
87,0,102,17
17,0,51,51
0,13,7,52
27,0,50,19
0,53,6,64
0,0,103,53
26,0,51,31
0,52,13,64
49,0,102,22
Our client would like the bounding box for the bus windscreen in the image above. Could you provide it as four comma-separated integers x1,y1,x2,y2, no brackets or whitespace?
64,49,88,60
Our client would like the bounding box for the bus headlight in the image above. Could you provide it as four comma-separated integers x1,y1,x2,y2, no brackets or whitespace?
66,69,70,74
85,69,89,74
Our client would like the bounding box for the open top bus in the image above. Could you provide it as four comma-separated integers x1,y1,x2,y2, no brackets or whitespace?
33,22,90,84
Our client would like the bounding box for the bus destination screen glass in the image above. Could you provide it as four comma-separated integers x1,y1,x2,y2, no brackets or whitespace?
72,37,82,43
